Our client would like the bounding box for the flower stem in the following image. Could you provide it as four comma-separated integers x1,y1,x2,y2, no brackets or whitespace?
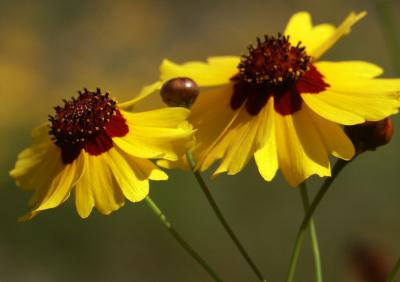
299,182,322,282
145,196,222,282
387,256,400,282
186,152,267,282
286,159,349,282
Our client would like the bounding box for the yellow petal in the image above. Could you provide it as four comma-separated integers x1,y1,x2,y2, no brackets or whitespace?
311,11,366,59
190,84,277,176
75,152,94,218
213,97,276,176
20,152,85,221
10,142,61,191
316,61,383,78
303,61,400,125
160,56,240,87
303,87,400,125
105,148,151,203
114,108,194,160
156,156,190,171
79,153,125,216
254,138,278,182
32,152,84,212
121,107,190,127
10,122,88,218
254,99,278,181
122,153,168,181
119,81,162,110
254,96,276,149
285,12,366,59
302,92,364,125
284,12,313,45
213,109,257,175
16,147,64,220
188,84,240,171
10,123,58,191
303,106,355,160
276,109,331,187
301,24,336,55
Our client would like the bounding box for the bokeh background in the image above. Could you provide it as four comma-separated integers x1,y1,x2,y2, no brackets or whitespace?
1,0,400,281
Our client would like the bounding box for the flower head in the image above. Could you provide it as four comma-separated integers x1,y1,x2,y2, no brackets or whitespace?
10,88,194,220
142,11,400,186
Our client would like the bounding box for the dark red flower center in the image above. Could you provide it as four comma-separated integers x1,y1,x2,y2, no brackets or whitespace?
49,88,128,164
231,34,329,115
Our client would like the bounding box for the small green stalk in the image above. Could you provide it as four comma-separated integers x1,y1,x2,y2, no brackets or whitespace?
145,197,222,281
186,152,267,282
286,159,349,282
299,182,323,282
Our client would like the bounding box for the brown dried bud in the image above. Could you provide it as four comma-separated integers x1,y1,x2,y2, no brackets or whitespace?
344,118,394,154
160,77,199,108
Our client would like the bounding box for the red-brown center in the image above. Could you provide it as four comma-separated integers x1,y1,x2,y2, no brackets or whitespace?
231,34,329,115
49,88,128,164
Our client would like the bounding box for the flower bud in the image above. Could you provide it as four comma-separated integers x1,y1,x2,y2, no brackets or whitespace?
160,77,199,108
344,118,394,154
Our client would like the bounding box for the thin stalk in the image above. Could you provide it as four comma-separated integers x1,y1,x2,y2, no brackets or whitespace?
145,197,222,282
286,159,349,282
186,152,267,282
299,182,322,282
387,256,400,282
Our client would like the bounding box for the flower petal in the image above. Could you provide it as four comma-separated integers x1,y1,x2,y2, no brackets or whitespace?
303,105,355,160
114,108,194,160
254,99,278,181
19,151,85,221
10,125,61,191
34,153,83,209
302,87,400,126
276,109,331,187
188,84,240,171
213,109,258,175
74,153,94,218
301,24,336,56
76,153,125,216
119,81,163,110
311,11,366,59
160,56,240,87
316,61,383,78
303,61,400,125
105,148,151,203
284,11,313,45
121,152,168,181
213,97,276,176
285,12,366,59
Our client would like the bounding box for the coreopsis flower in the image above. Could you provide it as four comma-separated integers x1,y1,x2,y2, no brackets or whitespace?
144,11,400,186
10,88,194,220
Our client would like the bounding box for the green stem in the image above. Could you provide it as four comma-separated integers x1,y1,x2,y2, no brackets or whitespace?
373,0,400,75
299,182,322,282
186,152,267,282
286,159,349,282
387,256,400,282
145,197,222,282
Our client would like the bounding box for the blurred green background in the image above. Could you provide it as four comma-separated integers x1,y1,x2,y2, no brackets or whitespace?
1,0,400,281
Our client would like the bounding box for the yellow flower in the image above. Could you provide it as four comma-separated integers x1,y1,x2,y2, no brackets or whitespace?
10,88,194,220
146,11,400,186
